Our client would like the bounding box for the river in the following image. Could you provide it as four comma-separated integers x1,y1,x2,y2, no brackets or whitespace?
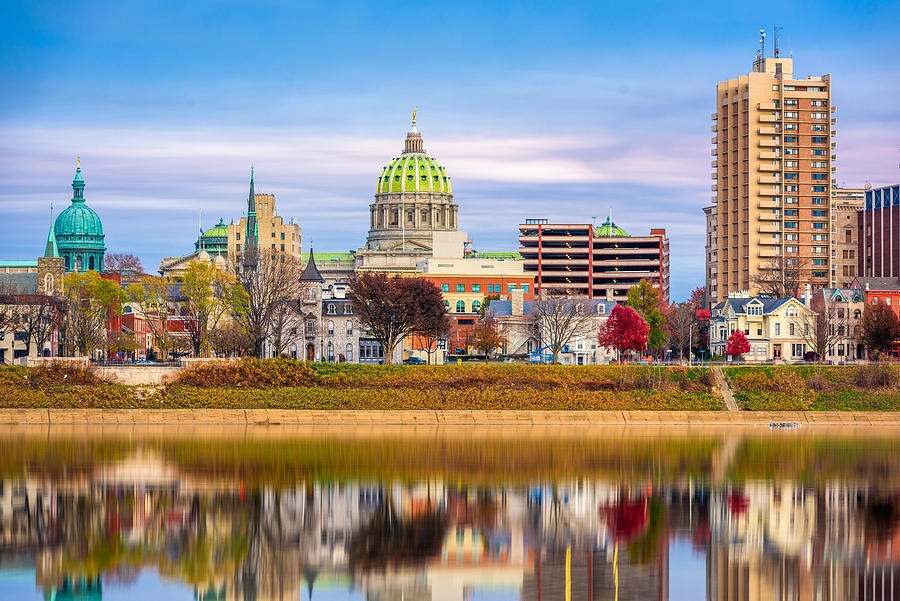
0,424,898,600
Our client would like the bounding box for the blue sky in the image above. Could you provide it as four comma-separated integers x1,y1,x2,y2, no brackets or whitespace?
2,0,899,301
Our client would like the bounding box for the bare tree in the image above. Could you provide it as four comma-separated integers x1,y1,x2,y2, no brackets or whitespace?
666,302,698,360
418,314,451,364
0,293,22,348
752,256,809,298
793,299,844,362
230,249,301,358
104,252,144,274
19,296,63,357
531,291,595,363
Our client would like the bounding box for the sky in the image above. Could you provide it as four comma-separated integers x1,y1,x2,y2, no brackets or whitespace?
2,0,899,301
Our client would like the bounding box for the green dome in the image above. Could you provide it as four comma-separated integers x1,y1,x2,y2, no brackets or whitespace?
376,153,452,195
201,218,229,239
54,163,106,272
595,216,629,237
195,218,229,255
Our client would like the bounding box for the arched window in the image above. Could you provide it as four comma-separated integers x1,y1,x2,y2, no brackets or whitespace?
89,256,95,270
854,309,861,319
308,287,317,300
456,300,465,313
44,274,53,293
346,343,353,362
327,341,334,362
327,303,336,314
346,321,353,335
471,300,481,313
327,320,334,335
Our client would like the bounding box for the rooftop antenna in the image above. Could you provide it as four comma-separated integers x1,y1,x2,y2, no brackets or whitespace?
773,26,782,58
759,29,766,59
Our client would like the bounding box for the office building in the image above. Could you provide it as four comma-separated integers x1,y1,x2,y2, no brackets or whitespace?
858,184,900,278
830,187,865,287
710,55,834,302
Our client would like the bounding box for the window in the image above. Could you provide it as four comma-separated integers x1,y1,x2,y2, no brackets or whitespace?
785,123,798,130
487,284,494,293
747,304,762,315
785,173,798,180
327,304,336,314
443,300,450,311
472,284,480,293
812,246,827,253
812,173,828,180
785,148,798,155
327,320,334,336
456,300,465,312
784,99,798,106
785,136,799,143
812,149,827,156
785,209,799,216
346,321,353,335
789,323,795,336
471,300,481,312
456,284,465,292
785,111,799,118
785,185,799,192
812,186,827,193
280,244,285,251
281,232,285,240
811,100,827,107
812,112,828,119
785,233,798,241
327,341,334,362
812,136,828,143
812,234,828,241
775,322,781,336
812,197,825,204
813,223,826,229
785,246,798,253
346,343,353,362
441,284,449,292
507,284,516,293
812,210,827,217
813,259,827,265
812,124,827,131
522,284,529,293
784,160,799,168
812,271,827,278
785,197,799,204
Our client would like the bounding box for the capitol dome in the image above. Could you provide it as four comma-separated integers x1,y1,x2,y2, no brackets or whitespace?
376,152,452,195
54,160,106,272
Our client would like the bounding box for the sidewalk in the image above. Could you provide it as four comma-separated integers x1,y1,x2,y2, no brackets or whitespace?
2,408,900,426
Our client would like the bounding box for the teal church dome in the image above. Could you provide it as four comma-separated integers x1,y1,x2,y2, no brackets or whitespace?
195,218,229,255
54,160,106,272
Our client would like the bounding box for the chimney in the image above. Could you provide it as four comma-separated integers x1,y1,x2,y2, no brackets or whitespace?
605,287,614,302
511,288,524,316
804,283,811,305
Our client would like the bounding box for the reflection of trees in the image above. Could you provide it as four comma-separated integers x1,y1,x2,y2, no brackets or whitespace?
349,495,448,569
864,494,900,543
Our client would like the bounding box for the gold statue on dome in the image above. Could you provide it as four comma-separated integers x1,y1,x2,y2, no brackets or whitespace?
412,107,417,125
77,156,80,169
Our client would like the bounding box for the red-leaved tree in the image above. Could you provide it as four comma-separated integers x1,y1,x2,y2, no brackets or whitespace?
598,304,648,362
725,329,751,360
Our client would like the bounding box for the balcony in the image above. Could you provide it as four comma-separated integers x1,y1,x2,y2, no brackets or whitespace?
711,184,718,192
831,105,837,112
831,154,837,160
711,149,718,156
711,112,718,120
759,114,780,123
759,223,781,233
711,172,718,181
759,211,781,221
711,124,718,132
759,139,779,147
831,117,836,125
711,160,718,168
759,175,781,184
759,199,781,209
758,101,777,110
758,236,781,245
711,136,718,144
758,126,779,135
758,163,780,172
759,151,781,159
759,248,782,258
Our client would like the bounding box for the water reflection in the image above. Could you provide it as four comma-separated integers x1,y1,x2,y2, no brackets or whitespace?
1,426,899,600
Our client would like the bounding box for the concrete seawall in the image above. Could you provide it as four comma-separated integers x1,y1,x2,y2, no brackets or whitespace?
2,409,900,426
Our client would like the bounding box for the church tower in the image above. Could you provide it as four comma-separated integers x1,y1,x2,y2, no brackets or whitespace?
38,205,65,296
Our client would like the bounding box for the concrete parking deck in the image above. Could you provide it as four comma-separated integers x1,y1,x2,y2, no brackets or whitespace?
1,409,899,426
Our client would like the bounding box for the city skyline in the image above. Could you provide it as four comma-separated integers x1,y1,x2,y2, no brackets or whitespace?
2,1,899,301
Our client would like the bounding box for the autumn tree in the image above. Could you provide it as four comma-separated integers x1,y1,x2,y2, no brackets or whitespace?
208,323,253,357
531,291,595,363
229,249,299,358
19,296,64,357
127,275,179,360
63,271,125,357
725,329,751,361
348,273,447,365
471,315,506,358
417,313,451,365
666,302,699,360
104,252,144,274
861,301,900,359
180,261,241,357
794,299,844,363
752,257,808,298
626,279,666,352
598,304,648,362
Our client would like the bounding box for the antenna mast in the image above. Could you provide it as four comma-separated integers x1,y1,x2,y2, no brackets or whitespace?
759,29,766,59
774,26,782,58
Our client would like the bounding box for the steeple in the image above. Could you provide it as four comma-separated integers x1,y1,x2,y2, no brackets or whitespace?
245,165,258,254
44,203,59,258
300,248,324,282
403,109,425,154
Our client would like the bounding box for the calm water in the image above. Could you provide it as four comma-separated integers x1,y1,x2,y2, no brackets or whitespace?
0,425,899,601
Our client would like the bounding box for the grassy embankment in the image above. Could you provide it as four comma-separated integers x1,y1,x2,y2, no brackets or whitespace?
0,360,722,410
725,364,900,410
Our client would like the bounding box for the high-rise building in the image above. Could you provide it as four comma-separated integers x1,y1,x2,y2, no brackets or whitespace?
709,56,834,302
704,205,719,306
830,186,865,287
858,184,900,278
518,216,669,302
227,168,302,262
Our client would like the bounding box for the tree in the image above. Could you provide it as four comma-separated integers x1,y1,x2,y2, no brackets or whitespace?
180,261,240,357
471,316,505,358
861,301,900,359
348,273,447,365
0,291,23,353
63,271,125,357
751,256,808,298
104,252,144,274
666,302,698,360
229,250,299,358
794,300,844,363
531,291,595,363
127,275,178,360
626,279,666,352
208,323,252,357
19,296,63,357
598,304,648,362
478,294,501,319
417,313,451,365
689,286,706,310
725,329,751,360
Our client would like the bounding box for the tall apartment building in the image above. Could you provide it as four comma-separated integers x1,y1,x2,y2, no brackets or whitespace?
704,205,718,305
830,187,865,287
709,56,835,302
858,184,900,278
518,217,669,302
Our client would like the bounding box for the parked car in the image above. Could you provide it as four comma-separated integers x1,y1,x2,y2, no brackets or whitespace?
402,357,427,365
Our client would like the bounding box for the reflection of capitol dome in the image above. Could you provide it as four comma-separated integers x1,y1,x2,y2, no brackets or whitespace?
54,159,106,272
364,113,459,254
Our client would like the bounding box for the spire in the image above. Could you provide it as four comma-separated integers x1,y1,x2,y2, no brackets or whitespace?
300,248,324,282
72,158,85,203
44,203,59,258
245,164,258,254
403,111,425,154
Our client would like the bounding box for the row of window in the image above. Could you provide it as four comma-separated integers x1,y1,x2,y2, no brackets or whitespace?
444,300,481,313
439,283,529,294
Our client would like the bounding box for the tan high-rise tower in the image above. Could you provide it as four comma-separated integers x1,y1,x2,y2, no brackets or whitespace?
708,56,835,302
